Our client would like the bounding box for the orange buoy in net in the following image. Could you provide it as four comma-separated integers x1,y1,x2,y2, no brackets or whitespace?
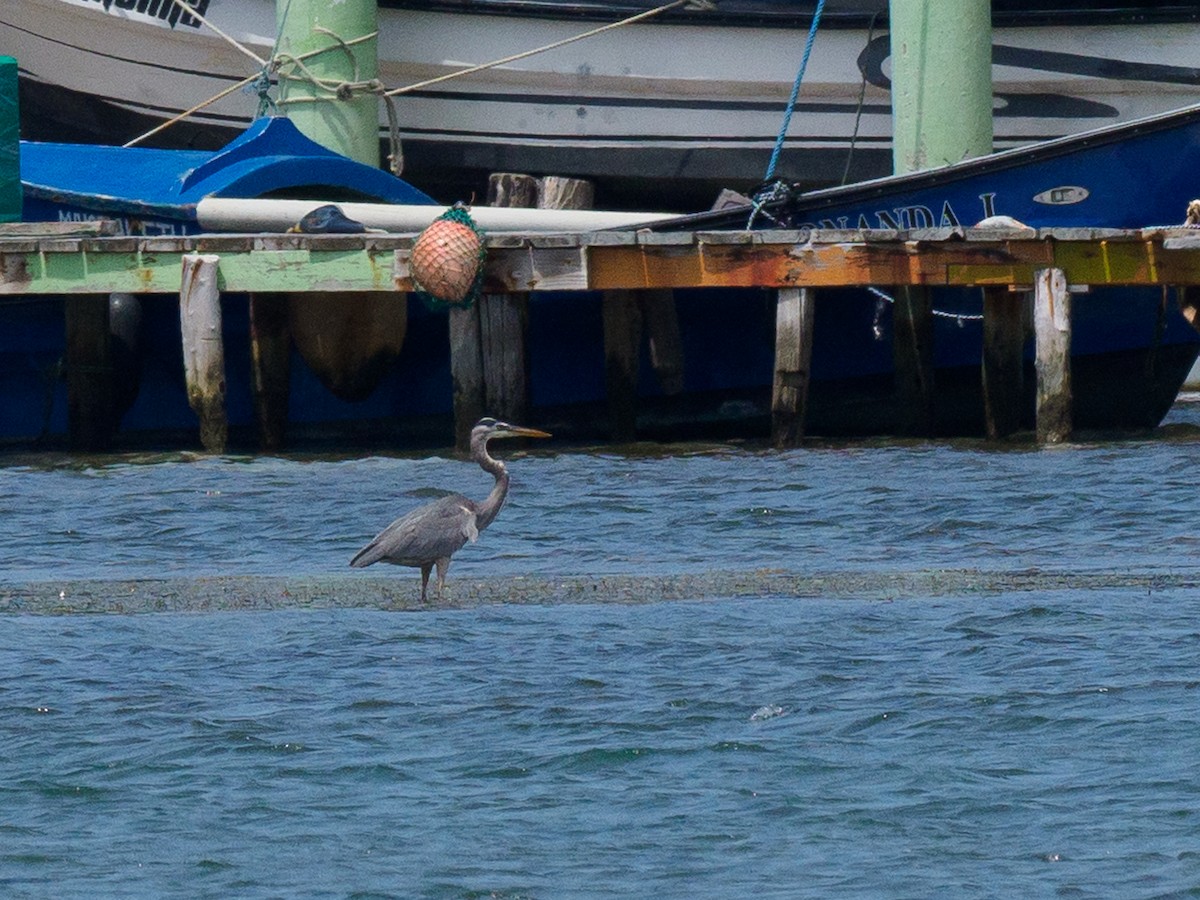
410,203,487,309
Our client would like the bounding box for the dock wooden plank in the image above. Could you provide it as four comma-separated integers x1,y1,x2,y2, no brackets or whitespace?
4,230,1200,296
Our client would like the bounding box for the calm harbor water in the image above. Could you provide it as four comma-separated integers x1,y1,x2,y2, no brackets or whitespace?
4,398,1200,897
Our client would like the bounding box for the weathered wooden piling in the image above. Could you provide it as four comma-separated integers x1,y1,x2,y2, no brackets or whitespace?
248,293,291,451
449,303,486,451
7,225,1198,450
449,173,540,450
480,289,529,426
892,285,935,435
449,172,537,448
64,295,113,451
539,176,594,213
452,173,602,446
487,172,539,209
641,288,685,396
981,285,1026,439
179,253,227,453
1034,267,1072,443
601,288,643,442
771,287,815,448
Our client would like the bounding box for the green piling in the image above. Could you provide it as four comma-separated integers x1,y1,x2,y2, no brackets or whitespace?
0,56,20,222
889,0,993,174
274,0,380,166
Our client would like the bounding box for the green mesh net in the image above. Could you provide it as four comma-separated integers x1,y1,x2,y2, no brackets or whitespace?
412,203,488,311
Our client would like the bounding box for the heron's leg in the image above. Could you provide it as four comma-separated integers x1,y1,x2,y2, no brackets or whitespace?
419,564,432,603
435,557,450,600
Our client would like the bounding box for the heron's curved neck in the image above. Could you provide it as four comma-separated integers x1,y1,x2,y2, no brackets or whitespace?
474,439,509,532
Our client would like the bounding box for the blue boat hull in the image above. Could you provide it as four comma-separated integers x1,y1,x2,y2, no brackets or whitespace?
5,106,1200,446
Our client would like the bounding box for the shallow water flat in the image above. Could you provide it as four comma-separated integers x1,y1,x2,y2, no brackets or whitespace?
3,403,1200,897
5,594,1200,898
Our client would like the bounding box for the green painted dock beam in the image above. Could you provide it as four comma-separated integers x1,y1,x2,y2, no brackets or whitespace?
274,0,380,166
889,0,993,175
0,56,20,223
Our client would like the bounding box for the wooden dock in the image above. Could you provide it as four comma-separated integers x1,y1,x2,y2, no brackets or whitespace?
4,223,1200,451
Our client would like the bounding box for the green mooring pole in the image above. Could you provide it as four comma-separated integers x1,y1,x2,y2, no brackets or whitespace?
275,0,380,166
889,0,993,174
0,56,20,222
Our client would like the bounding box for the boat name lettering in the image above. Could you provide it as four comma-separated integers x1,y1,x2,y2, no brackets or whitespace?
805,194,1001,231
82,0,210,29
56,211,184,237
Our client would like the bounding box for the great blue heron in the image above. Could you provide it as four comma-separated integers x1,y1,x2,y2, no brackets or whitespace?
349,417,551,601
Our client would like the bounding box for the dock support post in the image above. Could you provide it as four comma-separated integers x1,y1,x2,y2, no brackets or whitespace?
449,304,485,452
479,171,538,427
642,288,685,397
772,287,815,448
1034,267,1072,444
487,173,539,208
893,285,934,436
539,176,594,212
602,288,643,442
64,295,113,451
600,285,685,442
248,293,290,451
448,173,537,449
180,254,227,453
981,286,1026,439
480,293,529,426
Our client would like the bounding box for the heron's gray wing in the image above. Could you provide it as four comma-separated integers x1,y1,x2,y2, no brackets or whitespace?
350,494,480,567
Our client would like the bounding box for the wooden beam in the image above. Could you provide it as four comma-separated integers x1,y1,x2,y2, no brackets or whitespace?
479,294,529,425
64,295,113,451
892,285,934,436
539,176,594,212
640,288,685,395
1034,267,1072,444
179,254,227,453
981,286,1026,439
474,172,541,427
7,230,1200,297
602,288,643,442
448,304,485,452
248,293,290,451
771,287,815,448
487,173,539,209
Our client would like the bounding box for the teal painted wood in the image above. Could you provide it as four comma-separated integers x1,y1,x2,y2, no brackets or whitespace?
0,56,18,223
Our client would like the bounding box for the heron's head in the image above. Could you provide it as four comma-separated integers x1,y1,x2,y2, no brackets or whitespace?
473,417,552,443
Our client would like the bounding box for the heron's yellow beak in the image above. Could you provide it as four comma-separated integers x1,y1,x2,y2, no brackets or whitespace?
507,426,551,439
